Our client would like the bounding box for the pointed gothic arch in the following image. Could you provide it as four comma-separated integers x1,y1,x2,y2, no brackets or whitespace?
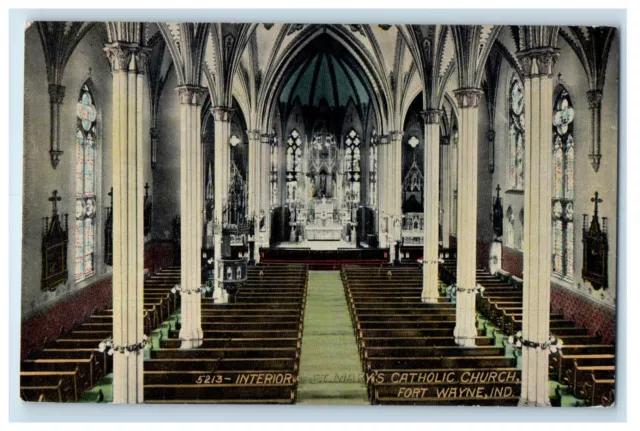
258,26,389,135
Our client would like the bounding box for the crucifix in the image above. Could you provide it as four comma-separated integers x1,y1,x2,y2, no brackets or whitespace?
495,184,501,197
108,187,113,208
591,191,602,217
144,182,150,203
49,190,61,214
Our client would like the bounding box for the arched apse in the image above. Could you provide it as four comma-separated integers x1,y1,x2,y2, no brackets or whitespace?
259,27,388,135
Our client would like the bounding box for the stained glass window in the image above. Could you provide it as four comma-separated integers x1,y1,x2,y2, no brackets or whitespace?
551,88,576,279
368,129,378,207
75,83,97,282
286,129,302,204
344,129,361,210
270,134,278,208
509,76,525,191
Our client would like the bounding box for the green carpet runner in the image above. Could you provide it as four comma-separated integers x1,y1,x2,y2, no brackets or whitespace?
296,271,369,405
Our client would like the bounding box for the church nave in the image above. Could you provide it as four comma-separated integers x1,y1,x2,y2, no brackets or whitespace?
19,22,619,407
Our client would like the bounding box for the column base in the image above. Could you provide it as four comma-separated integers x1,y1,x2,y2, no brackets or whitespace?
454,336,477,347
213,285,229,304
178,328,204,349
453,325,477,347
518,397,552,407
421,295,439,304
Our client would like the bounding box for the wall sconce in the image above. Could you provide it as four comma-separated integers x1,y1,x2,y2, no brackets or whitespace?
48,84,66,168
587,90,603,173
150,127,158,169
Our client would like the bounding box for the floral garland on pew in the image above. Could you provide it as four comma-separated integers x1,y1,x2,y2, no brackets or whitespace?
507,331,564,353
170,284,213,295
445,283,486,299
97,335,148,356
416,258,445,270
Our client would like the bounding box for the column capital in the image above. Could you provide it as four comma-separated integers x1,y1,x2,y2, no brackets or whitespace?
135,48,151,75
516,47,560,78
587,89,603,108
260,132,275,144
453,88,483,109
246,129,262,141
211,106,233,122
177,86,207,106
104,42,149,73
388,130,404,141
420,109,442,125
48,84,65,104
379,135,390,145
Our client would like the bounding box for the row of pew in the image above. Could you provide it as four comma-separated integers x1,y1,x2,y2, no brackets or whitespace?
20,267,181,402
341,265,521,406
143,264,308,404
439,257,616,407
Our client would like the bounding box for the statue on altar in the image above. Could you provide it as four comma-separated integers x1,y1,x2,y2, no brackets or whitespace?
313,169,335,199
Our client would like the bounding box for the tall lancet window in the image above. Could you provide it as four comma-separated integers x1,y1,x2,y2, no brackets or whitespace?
508,75,525,191
74,83,98,282
344,129,361,206
552,87,576,279
270,134,278,208
368,129,378,207
286,129,302,204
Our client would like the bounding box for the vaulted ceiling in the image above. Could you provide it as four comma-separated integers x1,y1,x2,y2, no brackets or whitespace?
278,35,371,109
43,23,616,137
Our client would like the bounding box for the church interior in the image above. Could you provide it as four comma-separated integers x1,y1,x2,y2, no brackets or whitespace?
20,23,619,407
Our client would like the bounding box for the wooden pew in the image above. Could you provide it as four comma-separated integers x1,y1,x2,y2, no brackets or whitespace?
578,372,615,407
143,264,308,403
20,380,64,403
20,369,79,402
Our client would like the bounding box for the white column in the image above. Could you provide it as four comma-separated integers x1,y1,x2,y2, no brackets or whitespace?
377,135,389,251
104,42,148,403
389,131,404,263
212,107,231,304
177,86,206,348
518,48,558,407
452,88,483,347
247,129,261,262
259,133,273,255
451,139,458,239
247,129,261,226
421,110,441,303
441,136,451,249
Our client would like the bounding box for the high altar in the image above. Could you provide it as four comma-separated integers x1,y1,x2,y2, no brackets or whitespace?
306,197,342,240
286,128,357,243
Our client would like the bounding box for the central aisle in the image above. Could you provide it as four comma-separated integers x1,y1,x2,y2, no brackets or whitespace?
297,271,369,405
